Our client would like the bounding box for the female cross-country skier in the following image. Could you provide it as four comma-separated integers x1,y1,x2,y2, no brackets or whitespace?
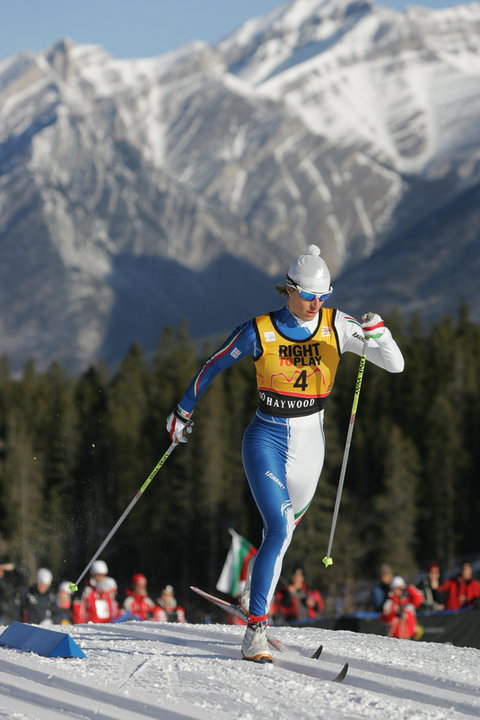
167,245,404,663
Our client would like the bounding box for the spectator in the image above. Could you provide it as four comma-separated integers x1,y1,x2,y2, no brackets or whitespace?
154,585,186,623
75,560,119,623
56,581,74,624
381,576,424,639
99,576,120,618
0,562,16,624
123,573,155,620
19,568,67,625
272,567,324,624
371,563,394,612
418,562,447,612
439,562,480,611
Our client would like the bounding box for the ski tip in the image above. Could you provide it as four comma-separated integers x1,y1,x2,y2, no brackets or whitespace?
333,662,349,683
311,644,323,659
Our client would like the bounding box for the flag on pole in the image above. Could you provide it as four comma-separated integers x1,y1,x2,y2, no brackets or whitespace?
216,528,257,597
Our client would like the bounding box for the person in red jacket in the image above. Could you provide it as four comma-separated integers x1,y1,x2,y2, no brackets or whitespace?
74,560,119,623
153,585,186,623
123,573,155,620
439,562,480,610
272,566,324,624
381,576,424,639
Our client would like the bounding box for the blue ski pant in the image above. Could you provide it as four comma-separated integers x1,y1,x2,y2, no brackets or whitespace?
242,411,325,619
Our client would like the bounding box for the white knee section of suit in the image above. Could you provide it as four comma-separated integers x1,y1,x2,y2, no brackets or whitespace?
284,412,325,516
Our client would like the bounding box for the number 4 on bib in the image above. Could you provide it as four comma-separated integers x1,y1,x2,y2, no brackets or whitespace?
293,370,308,391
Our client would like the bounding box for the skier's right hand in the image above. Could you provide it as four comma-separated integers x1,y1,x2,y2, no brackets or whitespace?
361,312,385,340
166,406,194,444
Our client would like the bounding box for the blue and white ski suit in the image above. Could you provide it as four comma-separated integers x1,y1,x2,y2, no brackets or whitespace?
177,305,404,619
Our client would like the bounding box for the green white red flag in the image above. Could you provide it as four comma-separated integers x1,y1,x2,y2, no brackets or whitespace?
216,528,257,597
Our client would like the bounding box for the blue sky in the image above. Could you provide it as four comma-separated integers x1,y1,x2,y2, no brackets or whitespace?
1,1,470,60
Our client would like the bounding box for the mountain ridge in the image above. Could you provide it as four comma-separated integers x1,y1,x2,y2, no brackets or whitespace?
1,0,479,372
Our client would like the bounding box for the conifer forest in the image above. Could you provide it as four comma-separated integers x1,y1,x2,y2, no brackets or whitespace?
0,305,479,615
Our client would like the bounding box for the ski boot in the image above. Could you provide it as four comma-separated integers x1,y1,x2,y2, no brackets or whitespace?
241,619,272,664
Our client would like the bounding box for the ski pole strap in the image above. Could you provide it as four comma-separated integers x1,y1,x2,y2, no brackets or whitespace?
173,405,193,424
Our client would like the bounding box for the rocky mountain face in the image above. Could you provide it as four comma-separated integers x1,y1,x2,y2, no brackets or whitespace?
1,0,479,372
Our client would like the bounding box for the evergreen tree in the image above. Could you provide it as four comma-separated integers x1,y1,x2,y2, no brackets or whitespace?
103,343,150,583
0,309,479,609
423,394,466,569
141,323,198,598
0,410,45,578
37,362,79,578
374,424,420,578
71,364,110,576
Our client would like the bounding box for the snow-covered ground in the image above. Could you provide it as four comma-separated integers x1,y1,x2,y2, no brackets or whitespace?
1,619,479,719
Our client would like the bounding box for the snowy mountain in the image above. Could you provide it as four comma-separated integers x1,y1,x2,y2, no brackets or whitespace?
1,1,480,371
1,619,480,719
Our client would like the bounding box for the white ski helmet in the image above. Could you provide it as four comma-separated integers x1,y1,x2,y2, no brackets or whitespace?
36,567,53,586
286,245,332,294
98,577,118,593
90,560,108,576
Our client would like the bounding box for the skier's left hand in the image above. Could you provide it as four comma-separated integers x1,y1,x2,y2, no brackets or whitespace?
361,312,385,340
166,406,194,444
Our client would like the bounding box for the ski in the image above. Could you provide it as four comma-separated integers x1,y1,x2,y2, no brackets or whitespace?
190,584,247,622
190,586,348,681
307,644,348,681
333,663,349,683
270,653,348,683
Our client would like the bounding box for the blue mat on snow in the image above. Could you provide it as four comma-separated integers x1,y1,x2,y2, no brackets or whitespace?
0,621,86,658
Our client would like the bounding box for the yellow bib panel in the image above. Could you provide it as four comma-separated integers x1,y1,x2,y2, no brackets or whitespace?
254,309,340,417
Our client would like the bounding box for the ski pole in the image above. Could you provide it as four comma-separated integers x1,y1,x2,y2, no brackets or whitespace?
68,441,178,592
322,323,371,568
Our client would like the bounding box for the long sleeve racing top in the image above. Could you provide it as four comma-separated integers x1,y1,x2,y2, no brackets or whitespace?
177,305,404,417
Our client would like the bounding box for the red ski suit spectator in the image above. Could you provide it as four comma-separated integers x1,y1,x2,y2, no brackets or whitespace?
439,563,480,610
72,560,119,624
123,574,155,620
75,583,119,623
273,567,324,623
381,577,424,639
274,586,324,622
123,591,155,620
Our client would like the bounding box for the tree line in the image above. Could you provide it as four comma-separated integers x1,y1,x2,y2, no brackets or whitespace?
0,306,478,615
